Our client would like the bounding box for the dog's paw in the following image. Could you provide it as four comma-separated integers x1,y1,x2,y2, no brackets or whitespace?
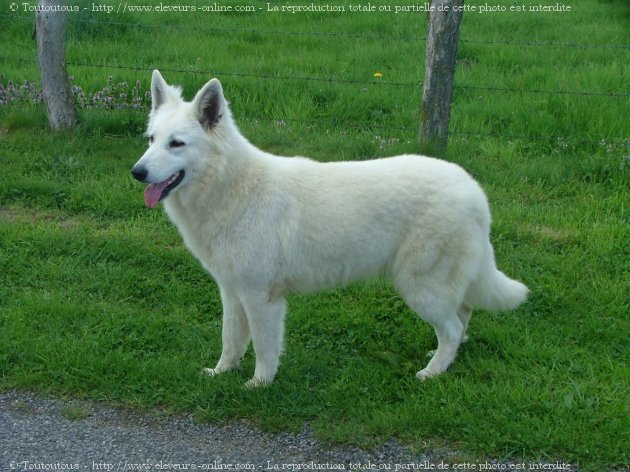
416,369,437,381
202,368,220,377
243,377,271,389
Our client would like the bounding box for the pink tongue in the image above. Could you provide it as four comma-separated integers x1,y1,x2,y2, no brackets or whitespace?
144,180,171,208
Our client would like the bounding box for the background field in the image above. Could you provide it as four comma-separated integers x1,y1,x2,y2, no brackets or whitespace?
1,0,629,470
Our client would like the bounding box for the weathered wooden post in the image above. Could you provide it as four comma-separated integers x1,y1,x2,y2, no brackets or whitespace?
36,0,77,130
419,0,463,156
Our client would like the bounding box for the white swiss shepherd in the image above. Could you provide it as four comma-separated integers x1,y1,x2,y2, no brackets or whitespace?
132,70,528,388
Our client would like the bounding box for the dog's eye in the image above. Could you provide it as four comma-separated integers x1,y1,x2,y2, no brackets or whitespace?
169,140,185,148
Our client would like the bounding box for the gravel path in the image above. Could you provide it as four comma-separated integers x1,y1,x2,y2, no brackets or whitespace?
0,390,443,471
0,390,575,472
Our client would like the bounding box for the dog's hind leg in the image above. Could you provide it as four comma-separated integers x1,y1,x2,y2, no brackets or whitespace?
203,285,251,377
424,303,472,359
239,291,287,388
409,295,465,380
394,256,467,380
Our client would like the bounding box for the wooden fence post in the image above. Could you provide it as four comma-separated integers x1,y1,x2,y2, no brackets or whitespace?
36,0,77,130
419,0,463,156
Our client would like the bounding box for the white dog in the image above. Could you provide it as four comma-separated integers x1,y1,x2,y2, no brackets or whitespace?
132,71,528,387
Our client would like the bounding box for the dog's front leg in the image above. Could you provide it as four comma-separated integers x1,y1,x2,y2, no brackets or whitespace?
239,291,287,388
203,285,251,377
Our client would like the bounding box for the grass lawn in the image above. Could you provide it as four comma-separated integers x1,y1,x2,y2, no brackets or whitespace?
1,0,629,470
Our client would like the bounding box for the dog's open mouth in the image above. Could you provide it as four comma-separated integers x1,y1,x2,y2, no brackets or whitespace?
144,170,185,208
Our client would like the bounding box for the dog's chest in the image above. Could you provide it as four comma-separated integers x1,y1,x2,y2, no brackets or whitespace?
164,197,217,268
164,193,252,280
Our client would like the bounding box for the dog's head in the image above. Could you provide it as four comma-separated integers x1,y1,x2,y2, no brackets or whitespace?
131,70,231,208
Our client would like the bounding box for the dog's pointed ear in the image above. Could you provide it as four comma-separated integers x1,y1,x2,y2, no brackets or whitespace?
193,78,225,130
151,70,169,111
150,70,182,112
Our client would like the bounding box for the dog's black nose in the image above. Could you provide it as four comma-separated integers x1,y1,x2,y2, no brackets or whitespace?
131,165,148,182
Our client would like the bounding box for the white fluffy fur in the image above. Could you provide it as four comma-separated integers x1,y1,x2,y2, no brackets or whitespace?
132,71,529,387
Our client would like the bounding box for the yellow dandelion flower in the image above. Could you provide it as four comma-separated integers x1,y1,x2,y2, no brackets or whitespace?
373,72,383,78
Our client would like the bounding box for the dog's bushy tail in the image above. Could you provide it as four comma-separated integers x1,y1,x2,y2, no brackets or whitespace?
466,241,529,311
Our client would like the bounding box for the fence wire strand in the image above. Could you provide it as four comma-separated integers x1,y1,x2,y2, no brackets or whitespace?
1,56,628,98
2,14,630,49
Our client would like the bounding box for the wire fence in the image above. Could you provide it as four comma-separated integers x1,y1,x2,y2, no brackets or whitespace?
3,55,628,99
1,14,629,149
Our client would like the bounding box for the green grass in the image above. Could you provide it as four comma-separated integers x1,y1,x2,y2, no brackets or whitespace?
1,1,629,470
